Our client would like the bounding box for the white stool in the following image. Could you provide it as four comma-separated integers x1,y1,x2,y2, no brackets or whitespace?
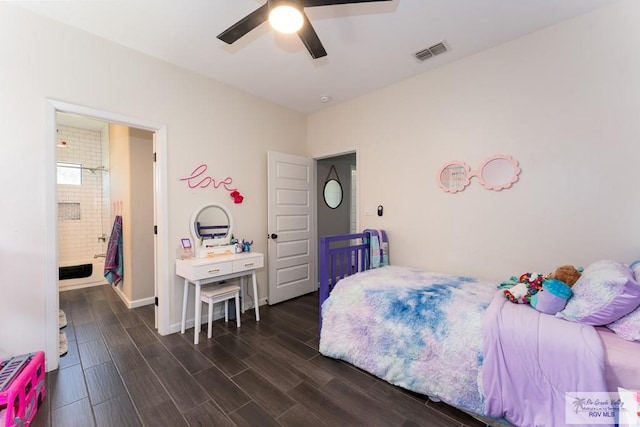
200,283,241,338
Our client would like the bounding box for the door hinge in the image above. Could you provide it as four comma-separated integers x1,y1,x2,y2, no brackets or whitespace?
155,297,158,306
154,225,158,235
153,152,157,162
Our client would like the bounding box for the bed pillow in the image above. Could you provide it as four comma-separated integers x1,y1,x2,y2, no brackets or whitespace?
618,387,640,425
556,260,640,325
631,260,640,281
607,305,640,341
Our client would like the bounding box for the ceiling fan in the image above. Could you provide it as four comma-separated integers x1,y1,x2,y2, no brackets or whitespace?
217,0,392,59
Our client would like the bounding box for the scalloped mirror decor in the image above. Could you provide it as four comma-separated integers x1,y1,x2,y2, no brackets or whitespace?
437,155,520,193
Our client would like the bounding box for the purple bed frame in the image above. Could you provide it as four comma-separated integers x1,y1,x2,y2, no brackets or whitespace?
318,232,372,327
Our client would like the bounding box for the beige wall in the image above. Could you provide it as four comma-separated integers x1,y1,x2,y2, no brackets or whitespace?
308,0,640,281
0,3,306,365
129,128,155,302
109,125,155,304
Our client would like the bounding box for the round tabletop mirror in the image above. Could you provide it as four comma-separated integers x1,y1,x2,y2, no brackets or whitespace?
190,203,233,247
323,179,343,209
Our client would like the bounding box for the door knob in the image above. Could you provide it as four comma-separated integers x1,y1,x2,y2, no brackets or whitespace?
270,233,278,239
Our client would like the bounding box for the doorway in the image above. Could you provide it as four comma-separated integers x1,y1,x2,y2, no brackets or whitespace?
44,99,169,371
56,114,155,301
316,152,357,239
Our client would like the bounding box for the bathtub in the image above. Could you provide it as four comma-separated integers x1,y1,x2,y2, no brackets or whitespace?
58,258,108,291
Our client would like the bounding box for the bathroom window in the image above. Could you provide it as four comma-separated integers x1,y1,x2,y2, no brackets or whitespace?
57,162,82,185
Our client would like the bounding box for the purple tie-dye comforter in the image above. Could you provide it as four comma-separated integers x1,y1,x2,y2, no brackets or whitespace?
319,265,498,414
319,266,609,426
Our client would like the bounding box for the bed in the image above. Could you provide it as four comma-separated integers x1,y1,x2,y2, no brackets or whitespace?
318,232,640,427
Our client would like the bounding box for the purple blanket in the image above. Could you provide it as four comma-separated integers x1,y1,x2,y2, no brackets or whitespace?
483,293,611,427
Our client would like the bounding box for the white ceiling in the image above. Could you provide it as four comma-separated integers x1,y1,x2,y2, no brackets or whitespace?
14,0,618,114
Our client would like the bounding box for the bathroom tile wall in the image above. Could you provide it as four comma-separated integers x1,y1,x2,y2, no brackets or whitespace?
57,125,108,263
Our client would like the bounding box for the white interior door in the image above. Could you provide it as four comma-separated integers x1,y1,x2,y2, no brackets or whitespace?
267,151,316,305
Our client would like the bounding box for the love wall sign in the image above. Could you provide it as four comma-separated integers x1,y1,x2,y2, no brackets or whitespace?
180,164,244,204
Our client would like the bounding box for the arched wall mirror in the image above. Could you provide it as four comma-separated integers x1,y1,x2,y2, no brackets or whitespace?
190,203,234,256
437,155,520,193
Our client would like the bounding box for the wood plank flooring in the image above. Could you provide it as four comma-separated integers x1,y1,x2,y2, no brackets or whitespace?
32,284,492,427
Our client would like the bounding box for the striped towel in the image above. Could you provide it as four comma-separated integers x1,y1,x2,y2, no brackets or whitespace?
104,215,123,285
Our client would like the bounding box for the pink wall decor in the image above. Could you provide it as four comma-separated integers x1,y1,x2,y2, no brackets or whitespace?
180,164,244,203
437,155,520,194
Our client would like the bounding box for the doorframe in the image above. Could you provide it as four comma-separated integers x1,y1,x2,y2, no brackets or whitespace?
44,99,170,370
312,146,359,286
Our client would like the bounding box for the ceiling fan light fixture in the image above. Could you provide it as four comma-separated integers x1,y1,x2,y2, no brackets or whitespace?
269,1,304,34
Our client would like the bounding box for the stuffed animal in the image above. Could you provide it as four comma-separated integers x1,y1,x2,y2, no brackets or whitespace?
547,265,582,287
528,265,581,314
531,278,573,314
502,272,544,304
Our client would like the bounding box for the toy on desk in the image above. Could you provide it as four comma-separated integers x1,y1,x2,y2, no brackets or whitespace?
242,239,253,252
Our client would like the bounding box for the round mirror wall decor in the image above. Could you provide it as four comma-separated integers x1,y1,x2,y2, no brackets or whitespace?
323,165,343,209
438,161,471,194
478,156,520,190
436,155,520,193
324,179,343,209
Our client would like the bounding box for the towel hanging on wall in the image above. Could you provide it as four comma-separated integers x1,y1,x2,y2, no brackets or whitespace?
104,215,123,286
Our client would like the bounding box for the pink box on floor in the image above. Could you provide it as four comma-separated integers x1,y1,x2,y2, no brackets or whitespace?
0,352,46,427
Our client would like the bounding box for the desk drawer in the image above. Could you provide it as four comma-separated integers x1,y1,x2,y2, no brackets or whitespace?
233,256,263,273
191,261,233,280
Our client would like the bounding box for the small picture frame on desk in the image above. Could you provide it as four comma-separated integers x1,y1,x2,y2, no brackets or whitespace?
181,238,192,249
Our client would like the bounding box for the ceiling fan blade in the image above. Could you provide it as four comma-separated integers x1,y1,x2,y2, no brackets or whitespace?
297,12,327,59
217,3,269,45
303,0,392,7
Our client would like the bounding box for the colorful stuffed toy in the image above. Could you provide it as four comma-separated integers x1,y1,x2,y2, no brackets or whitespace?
547,265,582,287
528,265,581,314
530,278,573,314
502,272,544,304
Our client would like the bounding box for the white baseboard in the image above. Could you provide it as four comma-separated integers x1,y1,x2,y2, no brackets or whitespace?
129,296,155,308
112,285,155,309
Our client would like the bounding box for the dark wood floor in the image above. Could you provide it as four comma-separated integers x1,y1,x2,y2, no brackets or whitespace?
32,284,491,427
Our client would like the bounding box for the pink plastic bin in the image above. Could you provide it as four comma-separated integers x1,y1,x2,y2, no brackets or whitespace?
0,352,46,427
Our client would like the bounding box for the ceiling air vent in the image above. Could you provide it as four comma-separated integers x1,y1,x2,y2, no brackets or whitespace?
415,40,450,62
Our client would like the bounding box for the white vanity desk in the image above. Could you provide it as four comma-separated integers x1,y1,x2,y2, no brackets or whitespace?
176,252,263,344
